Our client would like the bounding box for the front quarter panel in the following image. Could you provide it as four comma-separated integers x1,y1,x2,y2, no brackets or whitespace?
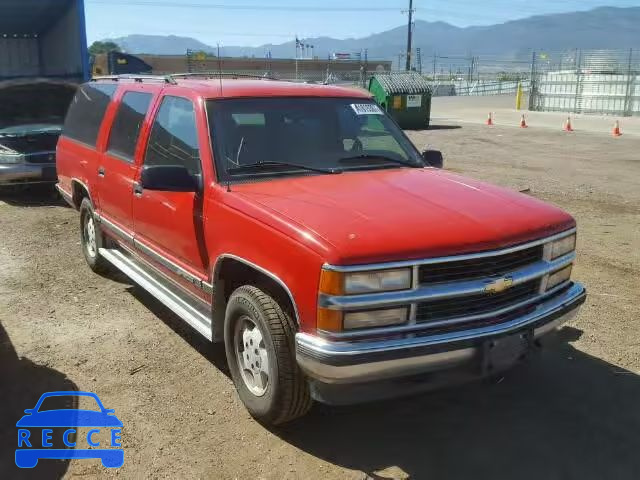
206,188,327,333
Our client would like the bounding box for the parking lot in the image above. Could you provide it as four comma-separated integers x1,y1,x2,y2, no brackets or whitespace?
1,121,639,479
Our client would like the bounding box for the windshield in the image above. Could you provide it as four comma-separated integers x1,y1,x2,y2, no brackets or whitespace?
37,394,101,412
207,97,423,181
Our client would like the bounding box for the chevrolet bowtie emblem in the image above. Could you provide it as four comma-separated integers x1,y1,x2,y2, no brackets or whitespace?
484,277,513,294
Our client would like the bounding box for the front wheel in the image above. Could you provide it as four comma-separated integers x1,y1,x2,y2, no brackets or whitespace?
224,285,311,425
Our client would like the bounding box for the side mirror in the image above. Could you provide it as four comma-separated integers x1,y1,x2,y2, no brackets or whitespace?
422,150,444,168
24,409,34,415
140,165,199,192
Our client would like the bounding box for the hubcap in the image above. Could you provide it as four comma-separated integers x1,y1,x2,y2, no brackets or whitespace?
84,215,97,258
234,315,270,396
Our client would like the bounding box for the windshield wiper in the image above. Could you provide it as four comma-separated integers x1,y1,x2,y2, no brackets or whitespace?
227,161,343,175
338,154,419,168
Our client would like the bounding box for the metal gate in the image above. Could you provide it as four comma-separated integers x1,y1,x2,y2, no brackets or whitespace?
529,49,640,116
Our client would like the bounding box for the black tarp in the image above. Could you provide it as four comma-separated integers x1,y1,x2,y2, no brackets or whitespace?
107,52,152,75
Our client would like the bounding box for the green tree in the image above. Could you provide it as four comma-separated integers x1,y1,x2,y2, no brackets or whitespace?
88,41,122,55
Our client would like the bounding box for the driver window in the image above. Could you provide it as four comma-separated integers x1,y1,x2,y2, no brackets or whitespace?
144,96,202,175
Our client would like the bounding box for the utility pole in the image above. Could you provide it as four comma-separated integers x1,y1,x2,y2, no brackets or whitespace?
404,0,414,71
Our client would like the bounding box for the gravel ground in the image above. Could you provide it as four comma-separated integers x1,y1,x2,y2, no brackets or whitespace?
1,123,639,480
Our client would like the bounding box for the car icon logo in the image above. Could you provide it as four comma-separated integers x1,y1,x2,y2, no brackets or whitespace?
15,391,124,468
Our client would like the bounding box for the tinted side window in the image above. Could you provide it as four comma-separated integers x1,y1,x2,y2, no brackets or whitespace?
144,96,201,174
63,84,117,146
107,92,153,161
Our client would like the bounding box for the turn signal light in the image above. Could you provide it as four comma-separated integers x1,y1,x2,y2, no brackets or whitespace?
317,308,343,332
319,270,344,295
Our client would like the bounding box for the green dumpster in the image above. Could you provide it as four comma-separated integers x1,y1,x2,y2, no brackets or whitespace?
368,72,432,129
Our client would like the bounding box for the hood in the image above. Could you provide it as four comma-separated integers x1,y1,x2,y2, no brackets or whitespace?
231,168,575,264
0,79,77,130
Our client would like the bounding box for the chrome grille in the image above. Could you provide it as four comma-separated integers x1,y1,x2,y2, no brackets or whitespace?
415,304,538,337
415,280,540,324
418,244,543,284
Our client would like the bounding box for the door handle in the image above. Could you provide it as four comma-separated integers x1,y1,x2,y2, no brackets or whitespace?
98,166,105,177
133,182,143,197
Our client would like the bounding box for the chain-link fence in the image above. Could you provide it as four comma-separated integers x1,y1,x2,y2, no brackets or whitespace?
440,79,530,96
529,49,640,116
180,53,392,87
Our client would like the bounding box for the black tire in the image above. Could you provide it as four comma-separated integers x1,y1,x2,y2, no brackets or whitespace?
79,197,111,273
224,285,312,425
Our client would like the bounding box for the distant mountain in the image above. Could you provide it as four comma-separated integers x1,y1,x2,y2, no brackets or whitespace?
106,6,640,59
108,34,216,55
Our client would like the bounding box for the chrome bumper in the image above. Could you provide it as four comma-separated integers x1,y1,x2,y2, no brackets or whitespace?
0,164,56,184
296,282,586,384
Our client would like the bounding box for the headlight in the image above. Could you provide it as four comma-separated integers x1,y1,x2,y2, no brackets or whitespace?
0,152,25,164
320,267,412,295
345,269,411,294
546,265,572,290
548,233,576,260
344,307,408,330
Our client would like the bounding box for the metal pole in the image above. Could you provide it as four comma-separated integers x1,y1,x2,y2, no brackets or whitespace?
405,0,413,71
624,48,634,116
363,48,369,88
528,51,536,110
433,54,437,79
574,49,582,114
295,38,299,81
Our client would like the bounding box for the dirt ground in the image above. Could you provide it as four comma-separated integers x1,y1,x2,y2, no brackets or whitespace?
1,123,639,480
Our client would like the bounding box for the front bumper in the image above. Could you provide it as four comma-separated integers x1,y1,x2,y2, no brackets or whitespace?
0,163,57,185
296,282,586,384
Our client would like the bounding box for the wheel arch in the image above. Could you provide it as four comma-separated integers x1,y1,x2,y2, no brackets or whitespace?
70,178,91,210
211,254,300,342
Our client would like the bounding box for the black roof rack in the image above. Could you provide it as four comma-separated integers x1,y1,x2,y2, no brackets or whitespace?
90,72,281,85
169,72,279,81
91,74,177,85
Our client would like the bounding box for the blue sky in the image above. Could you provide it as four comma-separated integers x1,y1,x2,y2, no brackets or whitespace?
85,0,640,46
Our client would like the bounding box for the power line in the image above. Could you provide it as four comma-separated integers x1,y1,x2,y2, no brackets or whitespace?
86,1,406,12
106,29,300,38
86,0,565,20
86,0,603,26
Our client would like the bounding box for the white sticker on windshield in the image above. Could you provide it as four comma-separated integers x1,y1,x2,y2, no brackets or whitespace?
351,103,383,115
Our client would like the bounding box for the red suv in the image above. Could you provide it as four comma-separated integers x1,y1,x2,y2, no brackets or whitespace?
56,74,586,424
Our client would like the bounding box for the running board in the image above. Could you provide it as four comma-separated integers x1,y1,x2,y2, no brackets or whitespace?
99,248,212,341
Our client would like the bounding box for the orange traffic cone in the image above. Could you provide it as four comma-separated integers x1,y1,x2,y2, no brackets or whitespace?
612,120,622,137
486,112,494,126
520,114,528,128
563,116,574,132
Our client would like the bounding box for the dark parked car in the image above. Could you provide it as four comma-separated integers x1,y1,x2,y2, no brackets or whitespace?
0,80,76,187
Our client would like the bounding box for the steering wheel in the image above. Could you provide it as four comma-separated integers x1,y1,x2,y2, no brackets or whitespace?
350,138,363,153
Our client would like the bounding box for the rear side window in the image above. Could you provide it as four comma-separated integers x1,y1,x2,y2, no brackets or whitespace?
144,96,201,175
107,91,153,161
63,84,117,146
